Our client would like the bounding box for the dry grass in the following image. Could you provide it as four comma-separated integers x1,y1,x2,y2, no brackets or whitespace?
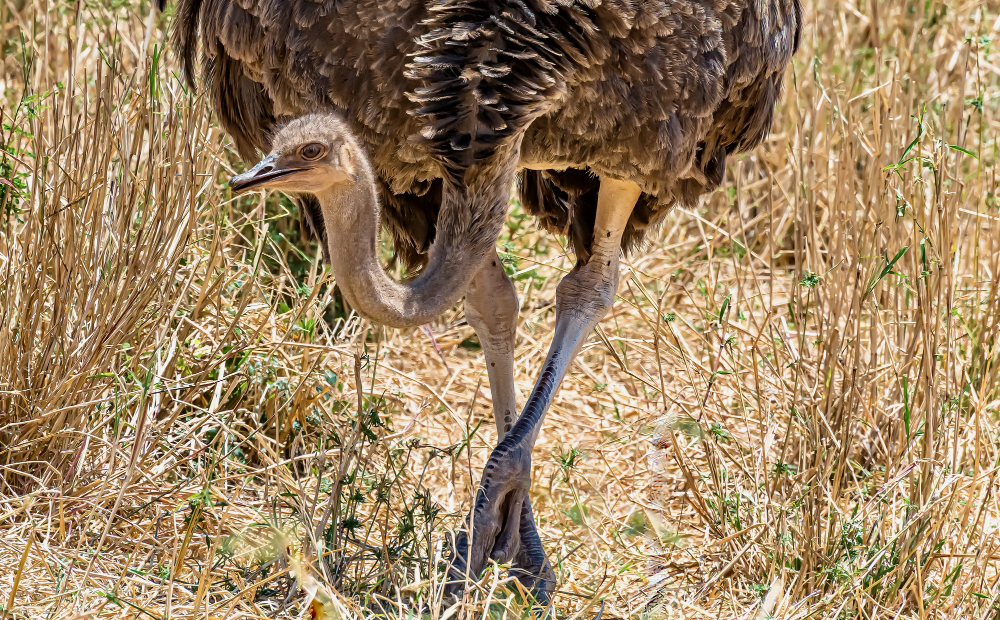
2,0,999,618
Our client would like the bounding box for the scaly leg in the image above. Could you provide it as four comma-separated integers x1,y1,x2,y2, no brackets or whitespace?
464,252,555,598
448,178,642,601
465,252,520,437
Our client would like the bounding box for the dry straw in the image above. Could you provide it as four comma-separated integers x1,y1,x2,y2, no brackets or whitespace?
1,1,999,619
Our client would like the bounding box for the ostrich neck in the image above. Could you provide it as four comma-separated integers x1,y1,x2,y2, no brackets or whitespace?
317,168,475,329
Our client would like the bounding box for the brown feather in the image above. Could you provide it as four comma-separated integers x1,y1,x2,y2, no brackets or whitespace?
169,0,800,266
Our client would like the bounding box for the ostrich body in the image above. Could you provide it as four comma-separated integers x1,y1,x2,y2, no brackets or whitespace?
184,0,801,601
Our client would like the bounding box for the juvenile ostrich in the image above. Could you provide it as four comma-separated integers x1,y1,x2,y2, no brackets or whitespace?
178,0,801,601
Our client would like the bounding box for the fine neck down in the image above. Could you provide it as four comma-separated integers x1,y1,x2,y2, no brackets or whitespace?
316,163,511,329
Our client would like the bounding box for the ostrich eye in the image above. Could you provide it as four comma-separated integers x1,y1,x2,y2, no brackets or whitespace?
299,143,326,161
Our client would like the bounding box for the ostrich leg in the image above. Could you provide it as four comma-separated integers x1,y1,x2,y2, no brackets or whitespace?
448,178,642,601
465,252,520,438
464,252,556,598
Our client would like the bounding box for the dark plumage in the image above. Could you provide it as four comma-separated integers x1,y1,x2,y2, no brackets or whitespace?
171,0,800,269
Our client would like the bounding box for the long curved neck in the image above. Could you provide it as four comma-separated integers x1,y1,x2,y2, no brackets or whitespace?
317,165,504,329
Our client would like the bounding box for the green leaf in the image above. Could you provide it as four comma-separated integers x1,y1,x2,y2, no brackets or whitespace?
718,294,731,322
865,246,908,300
563,503,588,526
898,115,924,163
947,144,978,159
623,510,649,537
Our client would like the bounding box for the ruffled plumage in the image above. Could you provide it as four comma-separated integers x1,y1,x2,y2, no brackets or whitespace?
172,0,800,268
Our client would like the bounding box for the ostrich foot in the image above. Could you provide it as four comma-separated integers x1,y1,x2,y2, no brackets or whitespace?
446,441,536,598
510,499,556,603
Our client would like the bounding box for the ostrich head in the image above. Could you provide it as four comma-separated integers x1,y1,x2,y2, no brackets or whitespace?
230,114,364,195
227,113,500,329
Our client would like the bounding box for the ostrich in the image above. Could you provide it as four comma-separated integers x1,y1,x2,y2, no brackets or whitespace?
176,0,801,601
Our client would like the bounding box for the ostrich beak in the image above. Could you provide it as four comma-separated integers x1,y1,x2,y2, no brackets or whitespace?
229,154,313,193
